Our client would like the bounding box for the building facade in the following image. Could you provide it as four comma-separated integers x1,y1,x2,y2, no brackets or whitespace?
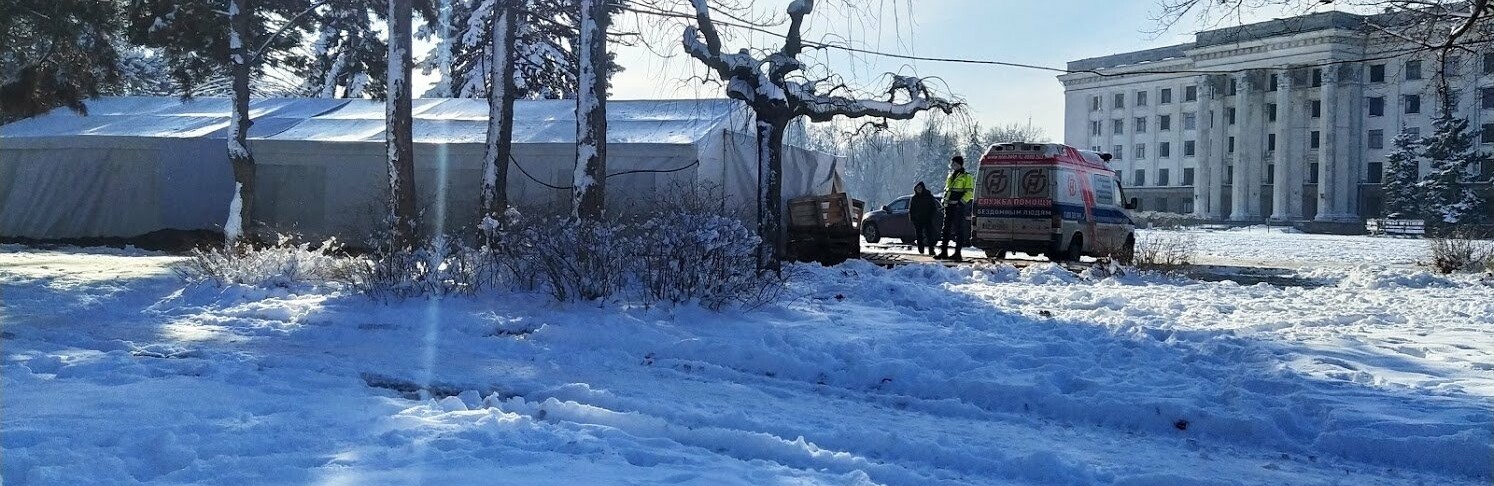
1059,11,1493,222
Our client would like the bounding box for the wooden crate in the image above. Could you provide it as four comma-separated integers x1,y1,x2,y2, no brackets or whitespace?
788,194,865,229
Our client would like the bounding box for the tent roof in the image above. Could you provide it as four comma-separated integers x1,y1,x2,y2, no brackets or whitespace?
0,97,749,145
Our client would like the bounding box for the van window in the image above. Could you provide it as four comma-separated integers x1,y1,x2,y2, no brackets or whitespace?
1018,168,1050,197
1091,174,1115,206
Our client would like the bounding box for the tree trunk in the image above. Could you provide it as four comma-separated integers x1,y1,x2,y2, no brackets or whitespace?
755,118,786,273
480,0,518,225
572,0,608,221
387,0,418,247
226,0,254,244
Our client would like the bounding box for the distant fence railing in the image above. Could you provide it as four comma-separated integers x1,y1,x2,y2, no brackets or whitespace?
1366,218,1426,237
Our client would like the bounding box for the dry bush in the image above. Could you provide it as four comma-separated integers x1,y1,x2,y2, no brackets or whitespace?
175,235,358,288
349,236,484,298
1426,228,1494,274
1131,231,1199,271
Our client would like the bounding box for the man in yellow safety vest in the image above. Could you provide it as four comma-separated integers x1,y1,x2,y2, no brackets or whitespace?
936,155,974,261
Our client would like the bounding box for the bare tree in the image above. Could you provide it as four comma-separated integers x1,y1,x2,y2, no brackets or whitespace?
573,0,610,221
387,0,418,247
683,0,959,271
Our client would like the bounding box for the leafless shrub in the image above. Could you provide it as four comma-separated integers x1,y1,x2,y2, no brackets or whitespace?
174,235,357,288
1131,231,1199,271
349,235,484,298
1426,228,1494,274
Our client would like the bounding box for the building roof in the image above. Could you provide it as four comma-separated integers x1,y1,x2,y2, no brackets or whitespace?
0,97,749,145
1067,10,1372,72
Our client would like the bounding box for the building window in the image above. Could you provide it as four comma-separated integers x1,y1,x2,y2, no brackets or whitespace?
1406,127,1421,138
1482,123,1494,143
1269,73,1279,91
1310,100,1322,118
1367,162,1384,183
1160,88,1173,104
1223,166,1234,185
1158,197,1169,211
1266,164,1276,184
1267,103,1278,122
1135,117,1148,133
1184,140,1197,157
1268,133,1277,152
1228,78,1238,96
1309,163,1320,183
1444,55,1461,77
1113,119,1124,134
1405,94,1421,114
1113,144,1124,160
1158,168,1171,186
1092,145,1102,152
1228,136,1236,153
1369,64,1386,83
1310,131,1321,149
1134,169,1146,186
1368,129,1384,149
1225,107,1236,125
1184,85,1198,102
1183,112,1197,130
1160,141,1171,158
1368,96,1385,117
1091,96,1101,111
1137,90,1148,106
1406,60,1423,80
1482,87,1494,109
1135,143,1146,159
1312,68,1323,87
1183,167,1196,185
1091,120,1102,136
1182,200,1194,213
1114,93,1125,109
1159,114,1172,131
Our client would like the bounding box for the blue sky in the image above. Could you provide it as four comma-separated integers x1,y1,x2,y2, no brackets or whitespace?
609,0,1323,139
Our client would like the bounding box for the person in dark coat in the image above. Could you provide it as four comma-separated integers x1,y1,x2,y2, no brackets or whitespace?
908,181,939,255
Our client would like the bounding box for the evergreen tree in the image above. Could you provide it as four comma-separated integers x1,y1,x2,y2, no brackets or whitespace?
1420,116,1489,224
1,0,127,121
300,1,388,98
417,0,588,99
1381,128,1423,219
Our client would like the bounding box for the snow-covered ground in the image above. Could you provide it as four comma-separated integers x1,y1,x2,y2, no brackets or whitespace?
3,233,1491,485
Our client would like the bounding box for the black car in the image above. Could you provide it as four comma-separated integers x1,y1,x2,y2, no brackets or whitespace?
860,193,968,244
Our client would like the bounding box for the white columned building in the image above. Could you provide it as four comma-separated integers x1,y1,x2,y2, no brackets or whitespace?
1059,10,1494,223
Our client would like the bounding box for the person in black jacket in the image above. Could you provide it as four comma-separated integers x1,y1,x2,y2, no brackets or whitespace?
908,181,939,255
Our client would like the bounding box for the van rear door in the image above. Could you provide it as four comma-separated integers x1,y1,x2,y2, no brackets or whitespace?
974,163,1013,243
1009,165,1055,244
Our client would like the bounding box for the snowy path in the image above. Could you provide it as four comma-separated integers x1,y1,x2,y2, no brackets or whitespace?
2,246,1490,484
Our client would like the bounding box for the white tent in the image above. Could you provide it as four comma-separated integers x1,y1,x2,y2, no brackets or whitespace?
0,97,842,242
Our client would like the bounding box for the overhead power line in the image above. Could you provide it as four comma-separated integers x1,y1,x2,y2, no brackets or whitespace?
619,4,1494,78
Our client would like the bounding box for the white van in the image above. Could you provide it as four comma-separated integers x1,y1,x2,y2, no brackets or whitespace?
971,143,1137,261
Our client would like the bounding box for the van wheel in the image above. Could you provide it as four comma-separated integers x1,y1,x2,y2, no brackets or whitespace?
862,223,881,244
1063,234,1084,262
986,247,1007,260
1117,235,1136,264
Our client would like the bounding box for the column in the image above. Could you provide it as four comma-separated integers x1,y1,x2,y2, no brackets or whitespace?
1192,74,1215,219
1272,67,1302,220
1208,75,1228,219
1233,70,1264,221
1316,64,1341,221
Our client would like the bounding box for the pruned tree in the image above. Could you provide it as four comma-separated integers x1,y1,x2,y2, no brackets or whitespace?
683,0,959,271
1382,129,1424,218
387,0,419,247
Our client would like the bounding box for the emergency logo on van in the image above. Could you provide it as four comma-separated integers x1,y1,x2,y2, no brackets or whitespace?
984,170,1009,197
1020,169,1048,196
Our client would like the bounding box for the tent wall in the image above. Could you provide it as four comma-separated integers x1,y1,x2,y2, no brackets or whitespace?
0,137,232,239
251,140,704,242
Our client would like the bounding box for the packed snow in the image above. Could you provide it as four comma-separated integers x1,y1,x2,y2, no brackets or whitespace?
2,231,1490,485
